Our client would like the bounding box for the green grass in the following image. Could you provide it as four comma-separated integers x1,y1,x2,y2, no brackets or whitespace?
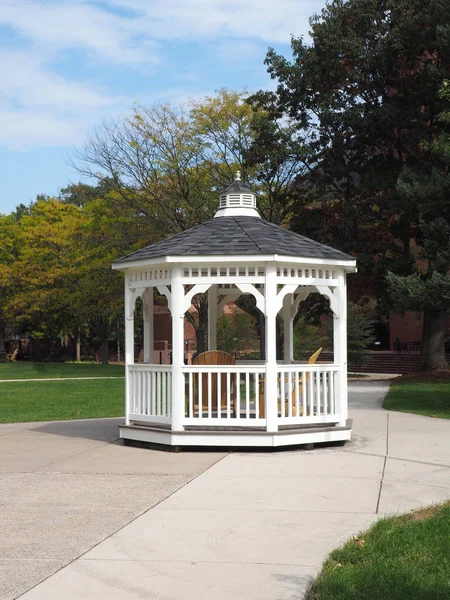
383,373,450,419
306,502,450,600
0,362,124,380
0,378,124,423
0,362,125,423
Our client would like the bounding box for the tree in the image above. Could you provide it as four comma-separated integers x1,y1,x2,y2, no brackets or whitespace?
4,199,91,358
0,187,134,363
250,0,450,369
0,213,22,354
217,311,259,357
72,89,301,353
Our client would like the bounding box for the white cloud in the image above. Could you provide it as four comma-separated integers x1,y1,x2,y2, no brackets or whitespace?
213,39,263,64
0,47,130,149
107,0,317,44
0,107,85,149
0,0,158,65
0,0,322,149
0,50,118,112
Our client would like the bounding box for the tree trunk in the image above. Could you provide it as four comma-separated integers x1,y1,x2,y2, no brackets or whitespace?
0,322,5,353
117,320,121,363
75,329,81,362
259,310,265,360
418,311,449,371
102,337,109,365
196,325,206,355
276,316,283,361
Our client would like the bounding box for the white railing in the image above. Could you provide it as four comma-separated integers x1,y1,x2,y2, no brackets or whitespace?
128,364,172,423
276,364,339,424
182,365,266,426
127,363,340,430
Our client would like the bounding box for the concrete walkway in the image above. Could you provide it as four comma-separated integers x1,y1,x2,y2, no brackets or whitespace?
1,382,450,599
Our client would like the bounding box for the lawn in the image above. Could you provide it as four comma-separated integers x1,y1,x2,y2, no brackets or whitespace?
383,372,450,419
306,502,450,600
0,362,124,380
0,362,124,423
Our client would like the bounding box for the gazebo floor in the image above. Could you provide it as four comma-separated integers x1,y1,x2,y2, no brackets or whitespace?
119,419,352,449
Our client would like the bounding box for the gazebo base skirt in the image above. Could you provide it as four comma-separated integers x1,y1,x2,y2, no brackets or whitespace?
119,420,352,449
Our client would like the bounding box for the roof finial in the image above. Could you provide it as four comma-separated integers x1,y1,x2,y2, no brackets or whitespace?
235,170,241,181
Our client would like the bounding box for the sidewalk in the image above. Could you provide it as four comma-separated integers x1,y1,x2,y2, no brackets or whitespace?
6,382,450,600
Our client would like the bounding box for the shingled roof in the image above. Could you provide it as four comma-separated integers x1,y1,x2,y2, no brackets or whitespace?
115,216,354,263
219,179,254,195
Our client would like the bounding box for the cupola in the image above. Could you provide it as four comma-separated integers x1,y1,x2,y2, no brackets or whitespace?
214,171,260,218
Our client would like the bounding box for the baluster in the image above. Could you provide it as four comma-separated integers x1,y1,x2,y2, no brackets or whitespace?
208,372,212,419
246,372,250,419
235,372,240,419
142,370,147,415
227,372,231,419
129,370,134,414
330,371,335,414
308,371,313,416
295,371,300,418
162,371,167,416
255,373,259,418
136,370,141,414
280,371,285,418
301,372,306,417
323,372,327,416
217,372,221,420
198,373,203,419
288,372,293,418
189,372,193,418
167,372,172,416
156,371,161,416
315,371,321,416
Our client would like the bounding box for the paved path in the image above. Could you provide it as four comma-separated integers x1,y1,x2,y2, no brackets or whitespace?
1,382,449,599
0,419,225,600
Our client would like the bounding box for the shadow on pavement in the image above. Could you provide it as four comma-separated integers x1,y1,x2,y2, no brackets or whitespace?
33,418,122,442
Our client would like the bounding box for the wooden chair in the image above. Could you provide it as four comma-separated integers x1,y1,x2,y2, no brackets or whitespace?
258,347,323,418
286,347,322,416
192,350,236,415
5,348,18,362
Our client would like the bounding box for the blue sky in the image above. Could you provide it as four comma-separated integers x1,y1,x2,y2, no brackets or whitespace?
0,0,324,214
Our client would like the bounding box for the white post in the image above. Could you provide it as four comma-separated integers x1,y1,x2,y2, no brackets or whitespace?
143,287,154,363
124,279,134,426
265,265,278,432
171,266,185,431
333,270,348,426
208,284,217,351
283,294,293,364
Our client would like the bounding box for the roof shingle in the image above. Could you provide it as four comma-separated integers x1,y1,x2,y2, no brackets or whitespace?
115,216,354,263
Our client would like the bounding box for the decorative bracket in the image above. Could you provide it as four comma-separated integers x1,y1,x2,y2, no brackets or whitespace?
274,284,298,315
315,285,339,317
235,283,265,314
217,292,242,314
157,285,172,313
126,287,146,320
291,287,314,318
182,283,211,314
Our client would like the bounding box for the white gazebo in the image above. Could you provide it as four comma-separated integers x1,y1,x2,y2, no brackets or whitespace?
112,174,357,448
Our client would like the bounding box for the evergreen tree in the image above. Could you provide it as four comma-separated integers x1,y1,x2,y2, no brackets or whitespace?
250,0,450,369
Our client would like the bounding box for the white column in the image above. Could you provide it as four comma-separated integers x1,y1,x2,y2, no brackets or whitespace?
208,284,217,351
124,280,134,426
143,287,154,363
265,265,278,432
333,270,348,426
283,294,293,364
171,266,185,431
